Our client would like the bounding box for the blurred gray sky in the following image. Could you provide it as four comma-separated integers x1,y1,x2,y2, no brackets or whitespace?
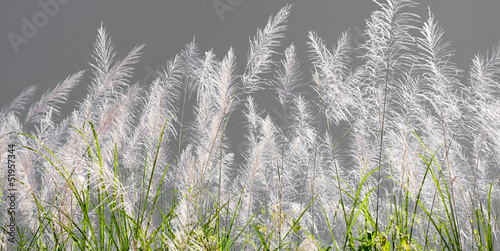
1,0,500,119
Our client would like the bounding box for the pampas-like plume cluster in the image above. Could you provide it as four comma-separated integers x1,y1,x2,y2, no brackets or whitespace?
1,1,500,250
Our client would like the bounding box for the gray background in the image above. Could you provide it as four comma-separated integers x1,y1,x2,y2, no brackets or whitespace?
1,0,500,121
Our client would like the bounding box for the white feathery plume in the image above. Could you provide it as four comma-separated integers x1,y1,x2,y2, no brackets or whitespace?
466,42,500,196
362,0,418,78
416,10,467,212
272,44,302,110
417,10,463,131
179,38,202,97
243,5,291,92
0,85,37,121
76,25,144,132
259,115,282,220
124,56,182,171
173,144,198,230
237,97,281,232
288,96,316,200
309,31,355,125
25,71,83,125
384,70,430,196
58,26,145,206
236,97,264,226
350,0,419,220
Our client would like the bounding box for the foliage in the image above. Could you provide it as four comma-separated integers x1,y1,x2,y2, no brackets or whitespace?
1,1,500,250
